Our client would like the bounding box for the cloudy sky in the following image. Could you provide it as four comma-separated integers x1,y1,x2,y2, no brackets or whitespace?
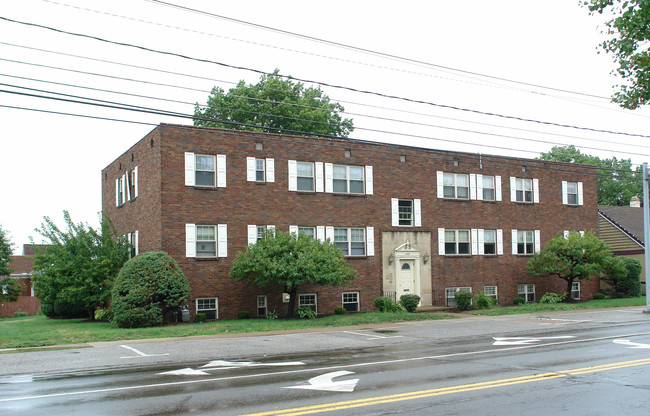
2,0,649,252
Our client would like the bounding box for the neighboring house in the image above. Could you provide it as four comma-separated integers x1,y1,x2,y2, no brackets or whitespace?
598,200,647,295
0,244,43,317
102,124,598,319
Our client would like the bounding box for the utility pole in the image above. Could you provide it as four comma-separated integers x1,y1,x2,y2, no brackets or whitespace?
643,162,650,313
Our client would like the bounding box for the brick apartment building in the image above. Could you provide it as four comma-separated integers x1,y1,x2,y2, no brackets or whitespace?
102,124,598,320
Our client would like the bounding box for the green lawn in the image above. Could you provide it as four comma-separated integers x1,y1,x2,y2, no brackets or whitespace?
470,296,646,316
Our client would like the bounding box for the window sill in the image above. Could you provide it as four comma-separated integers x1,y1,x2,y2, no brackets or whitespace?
194,257,219,261
331,192,368,198
442,254,472,257
440,198,471,202
344,256,369,260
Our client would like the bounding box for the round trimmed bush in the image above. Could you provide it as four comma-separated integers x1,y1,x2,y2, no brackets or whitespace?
111,252,190,328
399,294,421,313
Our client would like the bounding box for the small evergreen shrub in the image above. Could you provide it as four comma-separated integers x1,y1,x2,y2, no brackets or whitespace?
13,311,28,318
94,308,114,322
399,294,421,313
334,307,347,315
111,252,190,328
454,290,473,310
237,311,251,319
295,306,316,319
374,297,404,313
265,311,278,320
513,297,525,305
592,292,606,300
474,292,496,309
540,292,566,304
194,313,206,322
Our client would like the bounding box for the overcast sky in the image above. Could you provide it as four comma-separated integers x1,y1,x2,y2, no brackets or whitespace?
2,0,649,253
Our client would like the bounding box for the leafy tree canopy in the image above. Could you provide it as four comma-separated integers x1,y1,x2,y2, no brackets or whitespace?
585,0,650,108
32,211,130,319
229,230,358,317
194,69,354,137
0,224,20,302
539,145,642,206
526,231,614,297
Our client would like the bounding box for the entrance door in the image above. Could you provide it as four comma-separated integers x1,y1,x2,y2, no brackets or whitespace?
396,260,415,300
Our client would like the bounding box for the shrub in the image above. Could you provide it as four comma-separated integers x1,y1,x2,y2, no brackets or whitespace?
266,311,278,320
513,297,525,305
399,294,421,313
540,292,566,304
474,292,496,309
374,297,404,313
94,308,114,322
592,292,606,300
334,307,347,315
111,252,190,328
13,311,28,318
194,313,206,323
455,290,473,310
295,306,316,319
237,311,251,319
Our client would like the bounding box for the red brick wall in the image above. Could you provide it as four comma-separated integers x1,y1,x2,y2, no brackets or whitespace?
103,124,598,319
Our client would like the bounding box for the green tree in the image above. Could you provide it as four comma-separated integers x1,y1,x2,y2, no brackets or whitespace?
0,225,21,302
539,145,642,206
229,230,358,318
194,69,354,137
112,252,190,328
32,211,130,319
526,231,614,297
601,256,642,297
585,0,650,109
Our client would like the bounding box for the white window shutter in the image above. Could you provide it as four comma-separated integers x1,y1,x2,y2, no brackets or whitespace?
510,177,516,202
115,178,119,207
562,181,568,205
134,230,139,256
579,230,585,237
133,166,138,198
470,174,477,200
121,174,126,205
471,228,478,255
391,198,399,226
414,199,422,227
217,224,227,257
534,230,541,253
186,224,196,258
365,166,373,195
326,226,334,242
184,152,195,186
578,182,583,205
325,163,333,193
366,227,374,256
267,225,275,236
496,229,503,255
533,178,539,203
511,229,518,254
125,172,131,201
436,171,444,198
246,157,256,182
315,162,324,192
438,228,445,255
217,154,226,187
495,176,502,201
288,160,297,191
478,229,485,255
317,226,325,242
248,225,257,245
289,225,298,236
266,158,275,182
476,174,483,201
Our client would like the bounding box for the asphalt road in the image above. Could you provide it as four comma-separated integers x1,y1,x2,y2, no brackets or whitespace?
1,307,649,415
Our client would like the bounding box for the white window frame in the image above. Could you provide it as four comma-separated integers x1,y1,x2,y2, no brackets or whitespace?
127,230,139,259
196,225,217,258
512,229,540,255
477,174,501,201
257,295,268,316
510,177,539,203
342,292,360,312
484,286,497,301
478,229,503,255
290,226,315,240
562,181,583,206
439,172,470,200
331,164,365,194
333,227,366,257
298,293,317,314
297,161,315,191
125,167,138,201
196,297,218,320
186,224,227,258
518,284,535,303
445,287,472,307
185,152,226,188
115,174,125,207
443,229,471,255
247,157,275,183
571,282,581,300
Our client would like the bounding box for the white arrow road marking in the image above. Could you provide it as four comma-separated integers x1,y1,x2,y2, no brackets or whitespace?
201,360,305,368
613,339,650,349
158,368,210,376
285,371,359,392
343,330,403,340
120,345,170,359
492,336,575,346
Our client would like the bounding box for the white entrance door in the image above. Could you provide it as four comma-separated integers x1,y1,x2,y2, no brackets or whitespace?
396,260,415,300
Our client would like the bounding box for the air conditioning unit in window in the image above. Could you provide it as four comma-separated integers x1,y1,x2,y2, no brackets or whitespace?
282,293,290,303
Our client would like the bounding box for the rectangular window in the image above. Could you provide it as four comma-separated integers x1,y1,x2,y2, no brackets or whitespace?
256,226,266,242
298,227,315,240
196,297,218,320
298,293,317,313
445,287,472,307
482,175,496,201
571,282,580,300
484,286,497,301
515,178,533,202
443,173,469,199
127,231,138,259
566,181,578,205
297,162,314,191
116,175,125,206
333,165,364,194
255,158,265,182
257,295,267,316
483,230,496,255
334,228,366,256
196,225,217,257
342,292,360,312
517,230,534,255
518,284,535,303
444,229,470,255
195,154,216,187
398,200,413,226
